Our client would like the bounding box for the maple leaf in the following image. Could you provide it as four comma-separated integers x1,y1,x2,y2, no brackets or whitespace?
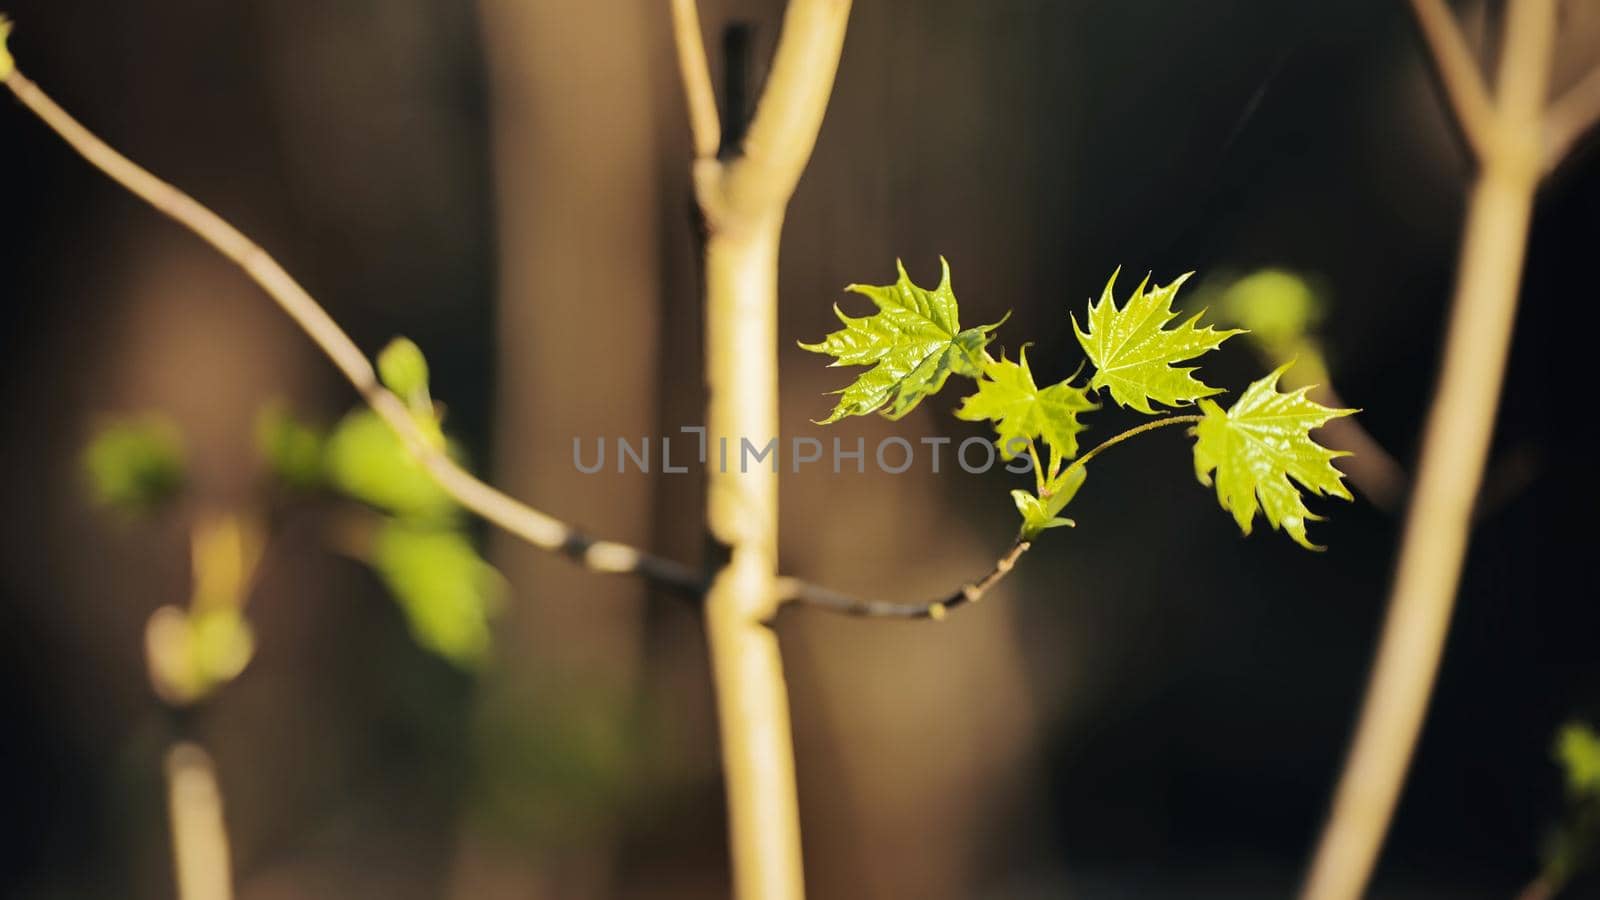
956,347,1097,460
801,258,1004,423
1013,465,1087,540
1073,269,1243,414
1191,363,1356,550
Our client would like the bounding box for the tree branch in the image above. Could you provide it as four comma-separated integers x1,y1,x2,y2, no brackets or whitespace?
669,0,721,162
2,67,704,596
707,0,851,224
1406,0,1498,162
777,540,1031,620
1301,2,1556,896
1544,62,1600,172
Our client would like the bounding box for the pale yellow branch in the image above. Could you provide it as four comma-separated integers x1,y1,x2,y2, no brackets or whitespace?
1406,0,1498,162
670,0,722,161
711,0,852,223
691,2,851,898
1544,62,1600,172
165,742,233,900
1301,2,1556,897
2,68,702,594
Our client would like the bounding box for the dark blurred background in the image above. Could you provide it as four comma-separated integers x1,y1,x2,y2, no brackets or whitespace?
3,1,1599,897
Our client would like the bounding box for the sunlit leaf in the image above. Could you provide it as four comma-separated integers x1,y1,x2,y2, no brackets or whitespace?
83,416,186,513
1073,269,1242,414
372,520,505,668
1013,465,1087,541
956,348,1097,460
1191,363,1355,549
801,258,1004,422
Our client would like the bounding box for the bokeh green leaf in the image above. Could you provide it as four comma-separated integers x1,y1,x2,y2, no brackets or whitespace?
255,402,325,491
324,409,456,521
372,520,504,668
83,416,187,513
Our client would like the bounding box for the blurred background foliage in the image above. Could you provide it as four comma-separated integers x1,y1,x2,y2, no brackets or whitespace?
3,1,1600,898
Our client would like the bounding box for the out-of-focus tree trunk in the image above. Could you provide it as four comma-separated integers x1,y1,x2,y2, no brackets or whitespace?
465,2,663,896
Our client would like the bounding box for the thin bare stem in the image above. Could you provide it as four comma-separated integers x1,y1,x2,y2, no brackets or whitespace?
1405,0,1498,162
2,68,704,596
1062,414,1203,480
1544,62,1600,173
669,0,721,161
777,415,1203,621
165,741,234,900
1301,2,1556,897
778,540,1030,620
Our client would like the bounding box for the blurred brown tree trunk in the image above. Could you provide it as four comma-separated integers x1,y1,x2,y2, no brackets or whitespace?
464,2,664,896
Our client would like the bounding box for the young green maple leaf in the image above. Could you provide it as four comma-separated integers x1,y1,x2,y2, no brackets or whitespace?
801,258,1004,423
1013,465,1087,541
1073,269,1243,414
956,348,1097,460
1191,363,1356,550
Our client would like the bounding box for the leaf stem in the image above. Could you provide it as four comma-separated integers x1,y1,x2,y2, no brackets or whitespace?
1027,438,1046,495
1062,414,1204,481
776,540,1031,620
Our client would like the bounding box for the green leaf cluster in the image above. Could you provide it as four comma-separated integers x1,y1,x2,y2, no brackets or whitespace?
314,339,501,667
85,339,504,670
804,259,1357,548
314,403,500,667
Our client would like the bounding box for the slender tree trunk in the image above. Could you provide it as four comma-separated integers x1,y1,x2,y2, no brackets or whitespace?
702,213,802,900
164,741,234,900
1301,2,1555,895
674,2,852,895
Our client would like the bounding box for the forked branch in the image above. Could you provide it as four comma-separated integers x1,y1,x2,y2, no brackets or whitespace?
1405,0,1497,162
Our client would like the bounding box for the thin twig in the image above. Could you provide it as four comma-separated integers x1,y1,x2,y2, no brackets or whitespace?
669,0,721,161
1544,62,1600,172
1406,0,1498,163
777,540,1030,620
1062,414,1204,479
2,68,705,596
776,414,1205,620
